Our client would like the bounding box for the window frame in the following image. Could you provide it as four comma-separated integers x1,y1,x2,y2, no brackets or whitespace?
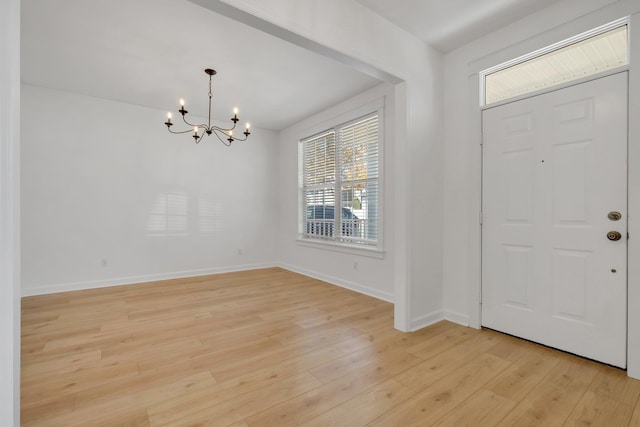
297,101,384,257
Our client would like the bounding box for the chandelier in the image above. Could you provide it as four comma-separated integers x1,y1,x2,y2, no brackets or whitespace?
164,68,250,145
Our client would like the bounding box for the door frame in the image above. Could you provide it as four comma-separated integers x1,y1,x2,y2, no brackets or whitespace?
465,11,640,378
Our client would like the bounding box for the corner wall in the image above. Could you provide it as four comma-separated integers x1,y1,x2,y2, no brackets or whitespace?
21,85,279,296
0,0,20,423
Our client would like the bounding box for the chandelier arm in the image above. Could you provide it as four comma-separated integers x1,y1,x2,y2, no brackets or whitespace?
195,131,206,144
213,130,233,146
168,127,198,135
227,128,248,141
181,114,207,129
211,122,237,133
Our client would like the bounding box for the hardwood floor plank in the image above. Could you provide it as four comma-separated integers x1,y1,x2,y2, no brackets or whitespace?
563,367,640,426
629,400,640,426
299,379,413,427
431,389,517,427
295,303,388,329
20,394,76,426
210,342,346,385
563,392,633,427
22,359,139,407
496,355,600,426
21,349,102,375
586,366,640,407
330,323,405,354
484,344,562,402
62,408,150,427
314,343,422,384
485,331,539,362
405,323,477,360
367,352,512,426
73,370,217,413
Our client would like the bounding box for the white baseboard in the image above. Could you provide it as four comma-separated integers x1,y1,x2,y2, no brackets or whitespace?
278,262,394,303
21,262,276,297
628,365,640,380
443,309,470,327
410,310,445,331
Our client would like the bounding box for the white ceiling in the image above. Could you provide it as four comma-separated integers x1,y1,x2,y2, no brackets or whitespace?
22,0,572,132
355,0,565,52
21,0,383,131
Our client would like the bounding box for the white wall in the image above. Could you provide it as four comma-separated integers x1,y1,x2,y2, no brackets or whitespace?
277,83,395,302
21,85,279,295
0,0,20,423
442,0,640,376
196,0,445,331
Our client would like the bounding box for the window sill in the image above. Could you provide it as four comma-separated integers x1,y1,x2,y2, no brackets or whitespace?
296,237,385,259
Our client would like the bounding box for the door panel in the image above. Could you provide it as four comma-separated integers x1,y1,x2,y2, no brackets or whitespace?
482,72,628,368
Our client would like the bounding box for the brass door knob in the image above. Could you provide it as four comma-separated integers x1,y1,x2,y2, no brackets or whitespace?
607,231,622,241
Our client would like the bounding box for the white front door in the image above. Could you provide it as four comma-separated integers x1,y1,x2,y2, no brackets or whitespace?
481,72,628,368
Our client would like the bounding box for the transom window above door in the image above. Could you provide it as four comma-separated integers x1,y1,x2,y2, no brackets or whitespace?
481,18,629,106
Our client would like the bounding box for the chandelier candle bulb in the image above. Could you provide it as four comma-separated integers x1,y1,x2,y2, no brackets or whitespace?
164,68,251,145
178,98,188,115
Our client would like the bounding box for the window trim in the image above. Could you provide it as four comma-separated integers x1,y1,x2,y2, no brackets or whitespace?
297,99,384,254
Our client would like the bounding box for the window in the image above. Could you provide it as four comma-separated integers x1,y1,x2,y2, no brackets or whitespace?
482,19,629,105
301,113,380,248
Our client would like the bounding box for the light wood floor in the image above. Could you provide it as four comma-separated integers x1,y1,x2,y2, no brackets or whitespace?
21,267,640,426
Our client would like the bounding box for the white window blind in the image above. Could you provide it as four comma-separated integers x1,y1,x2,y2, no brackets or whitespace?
301,114,380,247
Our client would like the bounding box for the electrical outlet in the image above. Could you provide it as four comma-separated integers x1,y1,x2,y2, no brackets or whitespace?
353,261,358,270
101,258,108,267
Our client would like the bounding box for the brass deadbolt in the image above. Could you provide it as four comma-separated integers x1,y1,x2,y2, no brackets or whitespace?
607,231,622,241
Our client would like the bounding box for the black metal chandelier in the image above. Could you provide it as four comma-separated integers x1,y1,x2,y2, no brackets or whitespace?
164,68,250,145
